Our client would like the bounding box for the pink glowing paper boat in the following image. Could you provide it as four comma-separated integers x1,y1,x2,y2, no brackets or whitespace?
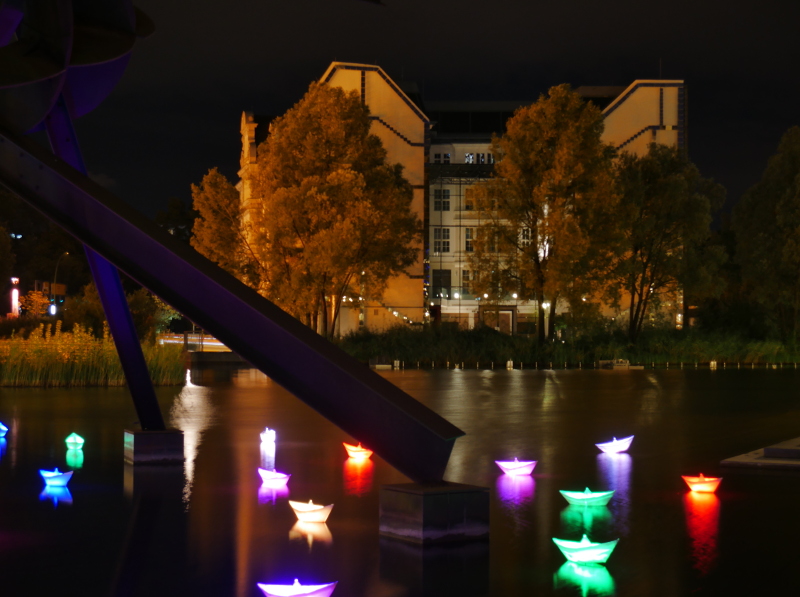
289,499,334,523
257,578,337,597
257,468,291,488
495,457,537,476
682,473,722,493
343,442,373,460
39,468,73,487
595,435,634,454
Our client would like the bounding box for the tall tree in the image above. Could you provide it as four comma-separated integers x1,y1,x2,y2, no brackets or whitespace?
609,143,725,342
733,127,800,343
248,82,420,338
467,84,617,342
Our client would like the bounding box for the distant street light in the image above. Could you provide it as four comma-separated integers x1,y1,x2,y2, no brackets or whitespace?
52,251,69,312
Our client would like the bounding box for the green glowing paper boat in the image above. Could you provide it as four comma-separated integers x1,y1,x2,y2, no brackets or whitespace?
65,433,85,450
552,533,619,564
559,487,615,506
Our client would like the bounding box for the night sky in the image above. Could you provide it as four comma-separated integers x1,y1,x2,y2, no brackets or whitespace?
72,0,800,218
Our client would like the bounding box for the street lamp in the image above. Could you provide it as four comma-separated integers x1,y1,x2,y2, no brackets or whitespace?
51,251,69,313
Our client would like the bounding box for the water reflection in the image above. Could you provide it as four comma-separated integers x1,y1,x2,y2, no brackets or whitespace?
66,448,84,469
39,486,73,507
561,505,612,537
553,562,615,596
597,453,631,534
288,521,333,551
343,457,373,496
169,371,215,503
0,438,6,461
260,440,276,471
258,484,289,505
496,475,535,533
683,491,720,575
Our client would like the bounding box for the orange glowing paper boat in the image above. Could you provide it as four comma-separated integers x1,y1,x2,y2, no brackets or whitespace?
343,442,373,460
289,499,334,523
682,473,722,493
495,457,537,476
257,578,337,597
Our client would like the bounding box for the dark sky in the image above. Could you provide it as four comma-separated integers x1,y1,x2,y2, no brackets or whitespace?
73,0,800,218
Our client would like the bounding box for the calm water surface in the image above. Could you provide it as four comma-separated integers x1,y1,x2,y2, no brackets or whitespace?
2,368,800,596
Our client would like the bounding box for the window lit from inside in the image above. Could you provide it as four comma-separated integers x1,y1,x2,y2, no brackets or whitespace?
433,228,450,253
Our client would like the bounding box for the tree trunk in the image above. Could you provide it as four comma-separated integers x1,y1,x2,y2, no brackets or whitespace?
537,303,546,343
320,291,328,337
548,299,557,339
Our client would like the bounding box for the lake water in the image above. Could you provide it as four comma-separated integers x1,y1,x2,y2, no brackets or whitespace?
2,368,800,596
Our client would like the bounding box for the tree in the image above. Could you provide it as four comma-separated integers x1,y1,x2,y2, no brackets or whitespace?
609,143,725,342
155,197,197,244
19,290,50,318
733,127,800,343
247,82,420,338
467,84,617,343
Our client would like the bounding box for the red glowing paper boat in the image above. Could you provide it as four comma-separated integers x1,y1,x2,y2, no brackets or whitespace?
682,473,722,493
495,457,537,476
343,442,373,460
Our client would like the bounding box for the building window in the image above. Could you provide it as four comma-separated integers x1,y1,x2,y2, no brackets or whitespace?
464,188,474,210
465,153,475,164
443,153,451,164
434,153,441,164
433,189,450,211
520,227,532,247
462,269,471,292
477,153,485,164
433,228,450,253
465,228,474,252
432,269,451,298
488,153,494,164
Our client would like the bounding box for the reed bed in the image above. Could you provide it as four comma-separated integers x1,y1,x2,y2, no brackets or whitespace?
0,321,184,387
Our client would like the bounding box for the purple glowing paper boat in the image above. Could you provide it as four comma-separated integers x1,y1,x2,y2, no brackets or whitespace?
40,468,73,487
257,578,337,597
258,468,291,488
594,435,634,454
495,457,537,476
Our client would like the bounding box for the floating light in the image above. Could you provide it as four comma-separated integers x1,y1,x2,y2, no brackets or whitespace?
552,534,619,564
40,468,73,487
289,521,333,549
258,468,291,488
0,422,7,438
39,486,73,507
682,473,722,493
260,427,276,443
343,442,372,460
560,488,615,507
257,579,337,597
65,432,84,450
66,448,84,469
595,435,634,454
495,457,537,476
553,562,615,596
289,499,334,523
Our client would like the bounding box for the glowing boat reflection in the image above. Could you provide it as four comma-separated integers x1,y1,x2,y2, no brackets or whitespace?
258,484,289,505
260,427,276,443
65,432,84,450
561,504,612,537
39,486,73,506
0,422,7,437
595,435,634,454
553,562,615,596
553,534,619,564
560,488,615,506
258,468,291,488
496,474,535,508
40,468,73,487
682,473,722,493
343,442,372,460
343,457,373,496
289,499,333,523
495,457,537,476
289,521,333,549
684,490,720,575
66,448,84,469
257,578,337,597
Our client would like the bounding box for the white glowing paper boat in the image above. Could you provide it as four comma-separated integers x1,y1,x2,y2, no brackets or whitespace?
595,435,634,454
40,468,73,487
257,578,337,597
495,457,537,476
258,468,291,488
553,534,619,564
682,473,722,493
289,499,334,523
343,442,373,460
0,422,7,437
560,487,615,506
260,427,277,443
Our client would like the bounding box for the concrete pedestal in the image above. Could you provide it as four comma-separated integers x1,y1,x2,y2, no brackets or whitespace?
722,436,800,470
379,482,490,544
124,429,184,465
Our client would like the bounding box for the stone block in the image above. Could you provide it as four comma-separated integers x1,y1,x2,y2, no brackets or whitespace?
124,429,184,465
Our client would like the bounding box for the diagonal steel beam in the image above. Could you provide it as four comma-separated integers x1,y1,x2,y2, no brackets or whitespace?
0,126,464,483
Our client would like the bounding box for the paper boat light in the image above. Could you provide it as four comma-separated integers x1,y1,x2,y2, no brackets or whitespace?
40,468,73,487
553,533,619,564
65,433,84,450
495,457,537,476
560,487,615,507
257,578,337,597
682,473,722,493
260,427,276,443
595,435,634,454
258,468,291,488
0,422,7,437
343,442,372,460
289,499,334,523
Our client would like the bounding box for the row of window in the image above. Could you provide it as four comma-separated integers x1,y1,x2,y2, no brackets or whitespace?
432,188,475,211
431,153,494,164
430,227,531,253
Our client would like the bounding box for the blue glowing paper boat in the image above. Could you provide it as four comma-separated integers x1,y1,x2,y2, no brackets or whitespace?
553,533,619,564
257,578,337,597
0,421,7,437
595,435,634,454
40,468,73,487
495,457,537,476
559,487,615,506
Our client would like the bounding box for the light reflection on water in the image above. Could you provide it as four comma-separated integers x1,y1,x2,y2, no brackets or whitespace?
683,491,720,575
39,486,72,507
343,458,373,497
596,453,632,535
560,505,612,537
553,561,615,597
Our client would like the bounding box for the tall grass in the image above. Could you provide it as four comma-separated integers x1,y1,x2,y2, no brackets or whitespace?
0,321,184,387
